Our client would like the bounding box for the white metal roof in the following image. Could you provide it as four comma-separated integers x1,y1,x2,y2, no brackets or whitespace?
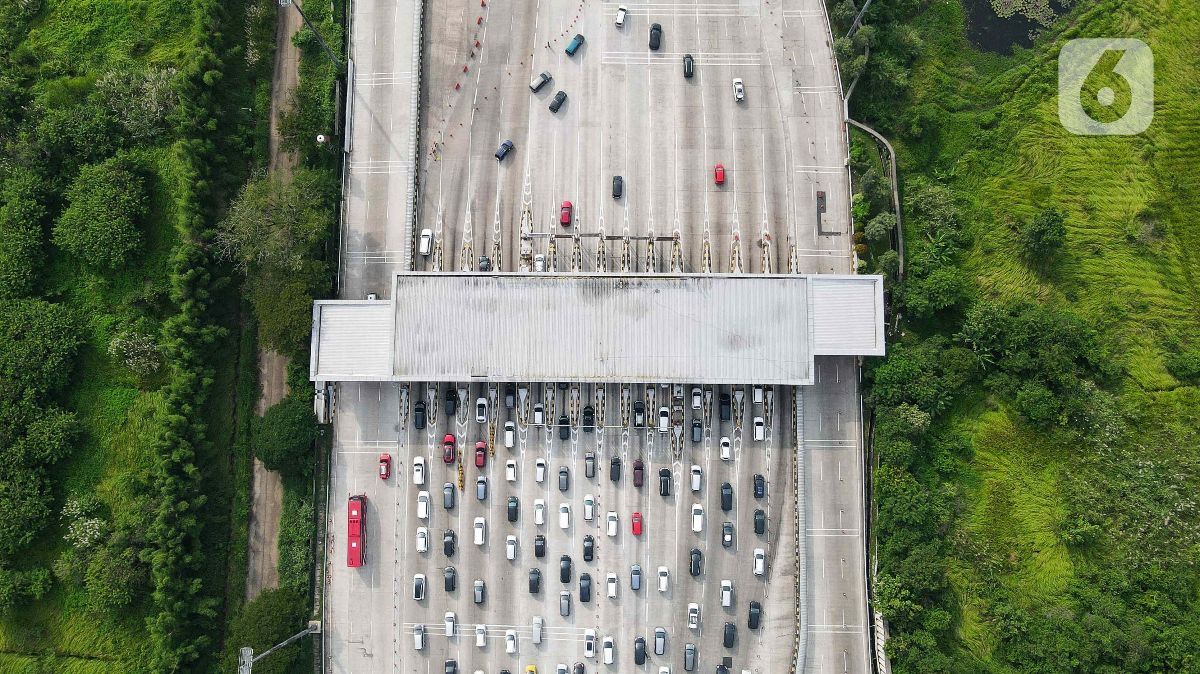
311,273,885,385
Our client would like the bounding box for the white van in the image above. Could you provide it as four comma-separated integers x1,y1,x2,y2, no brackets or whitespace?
690,465,702,492
752,385,764,405
532,616,544,644
753,416,765,441
473,517,486,545
558,503,571,529
475,624,486,647
504,421,515,448
413,623,425,650
658,566,669,592
418,228,433,256
505,459,517,482
416,491,430,519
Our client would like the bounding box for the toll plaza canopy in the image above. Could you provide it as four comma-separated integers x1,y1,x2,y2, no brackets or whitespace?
310,272,885,386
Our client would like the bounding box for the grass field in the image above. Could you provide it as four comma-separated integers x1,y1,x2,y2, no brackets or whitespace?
872,0,1200,669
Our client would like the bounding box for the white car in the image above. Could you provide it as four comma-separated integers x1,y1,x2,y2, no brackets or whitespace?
733,77,745,101
606,511,618,537
606,572,618,598
416,526,429,553
506,535,517,560
444,611,456,636
413,456,425,484
720,579,733,607
506,459,517,482
475,623,486,647
691,504,704,533
558,503,571,529
473,517,486,545
691,386,702,410
416,491,430,519
475,397,488,423
615,4,627,26
584,629,597,658
418,228,433,256
658,406,670,433
535,458,547,482
754,548,766,576
583,494,596,521
413,623,425,650
658,566,669,592
534,499,546,525
690,465,702,492
687,603,700,629
720,436,732,461
504,421,515,448
753,416,765,441
602,635,615,664
505,629,518,654
533,253,546,272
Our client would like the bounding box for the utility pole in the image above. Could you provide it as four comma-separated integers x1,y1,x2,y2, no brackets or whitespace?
238,621,321,674
278,0,343,70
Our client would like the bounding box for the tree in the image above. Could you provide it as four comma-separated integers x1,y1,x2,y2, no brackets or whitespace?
0,168,47,299
223,587,309,674
253,395,318,478
0,299,82,401
53,155,148,268
216,169,335,274
250,263,327,356
865,212,896,243
1019,207,1067,259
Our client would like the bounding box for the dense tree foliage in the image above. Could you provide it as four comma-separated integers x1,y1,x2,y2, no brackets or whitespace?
0,168,47,299
253,394,318,478
0,299,82,401
53,155,149,268
223,587,309,674
216,168,335,274
1019,207,1067,260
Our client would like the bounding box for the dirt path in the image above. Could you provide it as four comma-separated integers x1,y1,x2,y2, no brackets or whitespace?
244,3,303,603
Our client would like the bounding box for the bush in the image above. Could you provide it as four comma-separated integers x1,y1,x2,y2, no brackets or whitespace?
224,587,309,674
53,155,148,268
1165,350,1200,383
278,494,314,592
253,395,318,478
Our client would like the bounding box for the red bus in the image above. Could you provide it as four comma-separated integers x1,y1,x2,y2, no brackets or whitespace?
347,494,366,567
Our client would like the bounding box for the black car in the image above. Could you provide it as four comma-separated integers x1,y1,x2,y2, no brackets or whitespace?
558,414,570,440
549,90,567,113
633,400,645,426
754,474,766,498
507,496,519,522
721,482,733,512
529,568,542,594
445,660,457,674
754,509,766,535
689,548,702,576
610,456,621,482
718,393,731,421
560,555,573,583
579,573,592,602
633,459,644,487
583,534,595,561
443,530,456,556
634,636,647,664
504,383,516,408
748,600,762,629
612,175,624,199
558,382,570,390
582,405,595,432
414,400,427,429
683,53,694,78
722,622,736,648
444,388,457,416
444,565,457,591
559,466,570,492
495,139,514,161
658,468,671,496
649,22,662,50
691,419,702,443
478,255,491,272
573,664,584,674
534,534,546,558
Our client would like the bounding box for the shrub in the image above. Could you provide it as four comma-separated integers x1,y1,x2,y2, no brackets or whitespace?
0,168,46,299
250,263,327,356
108,330,163,377
224,587,309,674
92,68,180,143
253,395,318,478
1165,350,1200,383
53,155,148,268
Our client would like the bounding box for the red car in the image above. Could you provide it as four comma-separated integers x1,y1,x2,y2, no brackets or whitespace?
475,441,488,468
442,434,457,463
631,512,643,536
714,164,725,185
560,200,573,226
378,453,392,480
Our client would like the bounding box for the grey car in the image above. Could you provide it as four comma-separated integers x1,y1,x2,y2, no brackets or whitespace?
444,566,456,591
559,466,570,492
443,483,455,509
654,627,666,655
630,564,642,591
476,476,487,500
495,139,514,161
549,90,567,113
684,643,696,671
473,579,486,604
559,590,571,616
